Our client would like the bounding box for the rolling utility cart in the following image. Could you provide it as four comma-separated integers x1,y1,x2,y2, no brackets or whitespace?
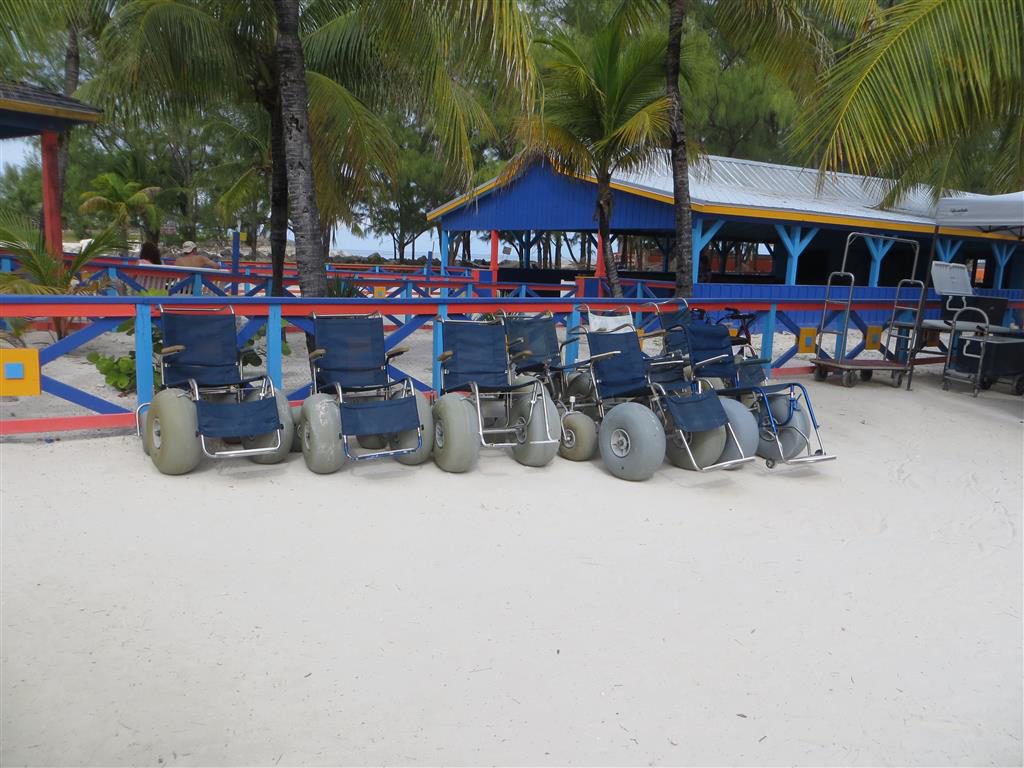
926,262,1024,396
811,232,926,389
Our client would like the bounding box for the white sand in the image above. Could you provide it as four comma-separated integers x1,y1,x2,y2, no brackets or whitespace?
1,372,1021,766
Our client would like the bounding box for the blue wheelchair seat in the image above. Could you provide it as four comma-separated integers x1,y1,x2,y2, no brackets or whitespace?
196,397,282,438
340,396,420,437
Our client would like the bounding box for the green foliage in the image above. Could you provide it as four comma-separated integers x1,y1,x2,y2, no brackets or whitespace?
86,349,150,394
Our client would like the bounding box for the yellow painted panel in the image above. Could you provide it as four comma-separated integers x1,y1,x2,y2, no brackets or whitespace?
865,326,883,350
0,348,41,397
373,285,387,299
798,328,817,353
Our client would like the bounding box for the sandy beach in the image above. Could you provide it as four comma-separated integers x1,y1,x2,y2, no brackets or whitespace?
1,370,1021,766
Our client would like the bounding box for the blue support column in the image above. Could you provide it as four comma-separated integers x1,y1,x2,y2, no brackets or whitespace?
191,271,203,294
432,306,447,394
991,243,1016,289
936,238,963,262
134,303,154,408
865,236,895,287
267,304,282,389
231,228,240,294
691,217,725,286
773,224,818,285
565,306,581,367
761,304,777,376
439,229,449,277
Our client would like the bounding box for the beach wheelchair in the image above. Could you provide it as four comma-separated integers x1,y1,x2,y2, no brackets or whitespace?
432,317,559,473
138,307,293,475
501,311,599,461
681,323,834,468
568,325,754,480
298,314,432,474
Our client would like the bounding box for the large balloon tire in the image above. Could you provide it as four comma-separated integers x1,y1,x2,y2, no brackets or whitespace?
757,395,812,462
243,391,293,464
510,386,560,467
666,425,728,471
393,391,434,466
559,411,598,461
598,402,666,481
141,406,154,456
564,372,598,419
432,394,480,473
353,396,389,449
147,389,202,475
716,397,759,469
300,394,345,474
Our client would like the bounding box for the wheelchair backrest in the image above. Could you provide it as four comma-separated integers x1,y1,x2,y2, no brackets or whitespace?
313,315,387,389
504,315,560,370
586,330,650,399
160,312,240,386
442,321,511,391
587,311,634,334
659,308,693,358
683,323,737,381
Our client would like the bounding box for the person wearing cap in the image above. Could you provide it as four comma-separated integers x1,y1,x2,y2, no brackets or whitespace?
175,241,221,269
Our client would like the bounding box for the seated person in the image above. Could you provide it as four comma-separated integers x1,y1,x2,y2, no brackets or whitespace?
175,241,221,269
139,241,162,265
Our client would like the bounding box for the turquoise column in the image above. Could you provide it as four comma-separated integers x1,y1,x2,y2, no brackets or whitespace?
991,243,1016,289
866,236,894,287
691,217,725,286
773,224,818,285
440,229,449,277
267,304,282,389
134,303,154,407
936,238,963,262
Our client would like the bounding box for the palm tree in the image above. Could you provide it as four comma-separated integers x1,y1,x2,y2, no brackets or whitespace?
795,0,1024,199
78,171,161,242
87,0,534,297
621,0,867,296
503,19,671,298
0,209,125,337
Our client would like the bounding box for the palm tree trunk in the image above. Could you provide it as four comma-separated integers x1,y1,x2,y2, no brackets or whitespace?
555,233,562,269
268,92,288,297
667,0,694,298
56,23,79,229
274,0,326,298
597,176,623,298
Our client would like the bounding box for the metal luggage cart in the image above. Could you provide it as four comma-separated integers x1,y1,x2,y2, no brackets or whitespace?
811,232,925,389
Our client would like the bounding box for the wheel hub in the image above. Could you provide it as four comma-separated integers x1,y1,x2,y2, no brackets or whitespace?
434,421,445,449
563,428,576,449
609,427,631,458
151,417,162,450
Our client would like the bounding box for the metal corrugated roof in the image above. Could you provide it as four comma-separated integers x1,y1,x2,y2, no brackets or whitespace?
614,154,937,226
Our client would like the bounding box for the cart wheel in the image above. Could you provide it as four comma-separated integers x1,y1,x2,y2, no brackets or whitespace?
510,386,560,467
393,392,434,466
147,389,202,475
666,425,727,471
979,377,994,391
300,394,345,474
765,458,776,469
716,397,759,469
559,411,598,461
432,393,480,473
841,370,857,388
859,369,873,382
892,372,904,388
1013,375,1024,397
244,391,294,464
942,381,950,391
565,372,599,419
290,405,304,452
598,403,666,481
813,365,828,382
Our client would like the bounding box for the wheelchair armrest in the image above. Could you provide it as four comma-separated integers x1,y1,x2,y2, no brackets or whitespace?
510,349,534,362
588,350,621,362
437,351,454,362
648,357,688,368
159,345,185,356
385,346,409,359
309,348,326,361
642,329,666,339
692,353,730,369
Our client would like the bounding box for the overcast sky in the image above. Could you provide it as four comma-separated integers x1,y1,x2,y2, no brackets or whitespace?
0,136,476,258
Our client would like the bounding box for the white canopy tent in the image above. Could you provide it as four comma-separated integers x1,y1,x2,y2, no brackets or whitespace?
936,191,1024,237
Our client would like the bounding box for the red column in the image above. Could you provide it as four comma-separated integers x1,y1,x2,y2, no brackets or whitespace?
40,131,63,257
490,230,499,279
